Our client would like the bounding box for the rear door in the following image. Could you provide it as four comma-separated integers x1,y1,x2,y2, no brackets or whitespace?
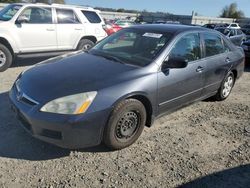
201,32,233,95
157,32,206,114
55,8,82,50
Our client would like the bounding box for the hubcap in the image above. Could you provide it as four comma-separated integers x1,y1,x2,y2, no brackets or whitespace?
222,75,233,98
116,111,140,142
82,44,92,51
0,50,6,67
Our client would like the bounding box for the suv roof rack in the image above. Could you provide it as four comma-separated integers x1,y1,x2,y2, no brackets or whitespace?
51,3,94,10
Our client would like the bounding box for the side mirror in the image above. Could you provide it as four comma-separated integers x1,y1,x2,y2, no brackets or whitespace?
15,16,29,24
162,57,188,70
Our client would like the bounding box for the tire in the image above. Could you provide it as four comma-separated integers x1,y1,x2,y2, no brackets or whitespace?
0,44,13,72
103,99,147,150
77,39,95,51
214,71,235,101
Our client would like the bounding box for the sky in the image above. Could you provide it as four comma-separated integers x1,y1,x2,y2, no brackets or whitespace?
65,0,250,17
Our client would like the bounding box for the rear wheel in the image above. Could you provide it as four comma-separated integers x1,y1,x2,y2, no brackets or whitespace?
103,99,146,150
77,39,95,51
214,72,235,101
0,44,12,72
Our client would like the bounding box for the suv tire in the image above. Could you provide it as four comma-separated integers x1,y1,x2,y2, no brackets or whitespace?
103,99,146,150
0,44,12,72
77,39,95,51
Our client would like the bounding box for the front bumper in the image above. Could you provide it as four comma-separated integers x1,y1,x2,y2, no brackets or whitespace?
9,87,111,149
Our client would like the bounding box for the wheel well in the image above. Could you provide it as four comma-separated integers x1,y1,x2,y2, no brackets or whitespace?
0,37,14,56
231,69,237,80
81,36,97,44
127,95,153,127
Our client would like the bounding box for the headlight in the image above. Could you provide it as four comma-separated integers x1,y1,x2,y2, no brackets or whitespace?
40,92,97,115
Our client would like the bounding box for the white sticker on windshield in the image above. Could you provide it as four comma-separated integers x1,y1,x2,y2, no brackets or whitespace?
143,33,163,38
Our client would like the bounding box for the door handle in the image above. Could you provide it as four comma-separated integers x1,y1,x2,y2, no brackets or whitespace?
225,57,231,63
75,28,83,31
46,28,55,31
196,66,204,72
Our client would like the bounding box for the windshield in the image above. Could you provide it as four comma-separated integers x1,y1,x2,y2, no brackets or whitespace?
89,29,173,67
0,4,22,21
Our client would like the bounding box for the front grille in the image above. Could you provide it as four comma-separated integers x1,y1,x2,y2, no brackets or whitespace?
14,81,39,106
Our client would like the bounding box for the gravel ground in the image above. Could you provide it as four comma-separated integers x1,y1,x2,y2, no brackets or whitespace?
0,58,249,188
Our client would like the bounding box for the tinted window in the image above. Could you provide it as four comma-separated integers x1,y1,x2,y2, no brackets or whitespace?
169,33,201,62
204,33,225,57
81,10,101,23
231,24,237,27
0,4,22,21
56,9,80,24
19,7,52,24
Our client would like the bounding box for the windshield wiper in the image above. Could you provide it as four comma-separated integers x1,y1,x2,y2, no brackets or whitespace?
95,53,125,64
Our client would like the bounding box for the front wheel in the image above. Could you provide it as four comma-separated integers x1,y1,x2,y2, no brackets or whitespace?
214,72,235,101
0,44,13,72
77,39,94,51
103,99,147,150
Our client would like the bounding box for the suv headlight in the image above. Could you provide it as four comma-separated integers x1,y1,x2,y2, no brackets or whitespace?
40,91,97,115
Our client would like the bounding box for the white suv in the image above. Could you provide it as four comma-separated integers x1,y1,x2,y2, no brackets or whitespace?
0,3,107,71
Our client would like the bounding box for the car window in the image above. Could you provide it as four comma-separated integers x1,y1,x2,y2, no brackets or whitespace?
169,33,201,62
81,10,101,23
91,29,172,66
0,4,22,21
19,7,52,24
103,32,137,50
203,33,225,57
56,9,80,24
231,24,237,27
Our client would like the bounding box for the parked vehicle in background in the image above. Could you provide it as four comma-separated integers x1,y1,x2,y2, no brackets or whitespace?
241,40,250,57
241,25,250,40
114,20,135,28
202,23,229,29
153,20,181,24
103,21,122,35
227,23,241,29
0,3,107,72
215,27,246,46
10,25,245,150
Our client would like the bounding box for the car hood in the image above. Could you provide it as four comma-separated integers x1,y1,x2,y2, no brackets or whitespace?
18,52,142,103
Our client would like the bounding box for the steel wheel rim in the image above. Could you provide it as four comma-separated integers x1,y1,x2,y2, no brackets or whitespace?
115,111,140,142
0,50,6,68
222,75,233,97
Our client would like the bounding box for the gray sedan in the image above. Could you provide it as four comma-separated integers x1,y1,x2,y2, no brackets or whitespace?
10,25,245,150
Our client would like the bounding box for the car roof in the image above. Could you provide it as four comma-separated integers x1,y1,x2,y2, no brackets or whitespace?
11,3,95,11
130,24,208,35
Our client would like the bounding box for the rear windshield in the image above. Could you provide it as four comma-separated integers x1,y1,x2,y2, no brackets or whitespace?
0,4,22,21
81,10,101,23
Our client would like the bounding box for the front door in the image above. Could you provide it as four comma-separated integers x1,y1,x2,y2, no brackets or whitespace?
158,33,205,114
14,7,57,53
